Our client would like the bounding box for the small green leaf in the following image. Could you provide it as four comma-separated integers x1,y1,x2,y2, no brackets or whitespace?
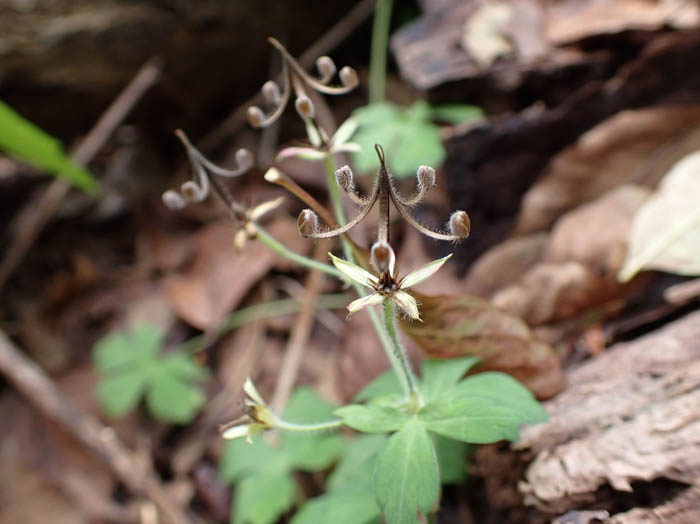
419,397,524,443
327,434,387,493
220,438,290,484
430,105,483,125
93,324,162,373
335,405,409,433
434,435,470,484
374,418,439,524
353,370,402,403
420,357,481,402
160,352,208,381
233,472,296,524
292,491,381,524
0,100,98,192
146,371,205,424
391,123,445,176
96,367,150,417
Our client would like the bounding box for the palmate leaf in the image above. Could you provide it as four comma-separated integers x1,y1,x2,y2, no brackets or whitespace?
335,405,409,433
420,357,481,402
233,472,296,524
434,435,470,485
0,100,98,192
291,491,381,524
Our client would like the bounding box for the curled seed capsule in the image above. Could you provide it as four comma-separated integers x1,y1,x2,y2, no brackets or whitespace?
335,165,354,192
261,81,282,106
162,190,186,210
298,209,319,237
316,56,337,81
247,106,265,128
235,149,254,171
294,96,315,119
417,166,436,191
181,180,206,202
448,210,471,239
370,242,396,275
339,66,358,88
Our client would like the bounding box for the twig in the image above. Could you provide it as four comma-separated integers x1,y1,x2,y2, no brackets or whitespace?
270,240,330,411
0,58,162,292
0,329,195,524
198,0,376,153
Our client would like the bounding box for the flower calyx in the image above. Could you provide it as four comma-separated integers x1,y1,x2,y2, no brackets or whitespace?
220,378,276,443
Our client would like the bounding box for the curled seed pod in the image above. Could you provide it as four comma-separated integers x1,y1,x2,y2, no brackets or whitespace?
162,190,186,210
261,80,282,106
181,180,207,202
247,106,265,128
417,166,436,191
448,210,471,239
316,56,337,81
335,165,354,192
339,66,358,88
298,209,319,237
370,242,396,275
235,149,254,171
294,96,315,119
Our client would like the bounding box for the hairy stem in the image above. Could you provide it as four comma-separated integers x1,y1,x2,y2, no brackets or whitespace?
369,0,393,104
325,155,347,226
382,299,419,400
273,416,344,433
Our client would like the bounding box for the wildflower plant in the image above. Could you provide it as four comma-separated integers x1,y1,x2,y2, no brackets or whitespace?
162,37,546,524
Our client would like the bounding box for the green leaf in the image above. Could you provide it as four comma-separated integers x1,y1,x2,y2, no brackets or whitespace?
374,418,439,524
232,472,296,524
160,352,208,381
146,371,205,424
420,357,481,402
335,405,409,433
353,370,402,403
93,324,162,373
220,438,290,484
451,372,548,425
419,397,525,443
391,122,445,176
327,434,387,493
434,435,470,484
292,491,381,524
96,367,150,417
430,105,483,125
0,100,98,192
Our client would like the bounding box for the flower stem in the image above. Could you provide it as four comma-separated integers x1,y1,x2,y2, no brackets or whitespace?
325,156,347,226
273,416,343,433
382,299,419,401
255,226,342,279
369,0,393,104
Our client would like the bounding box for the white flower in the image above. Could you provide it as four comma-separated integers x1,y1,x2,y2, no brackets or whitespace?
276,117,360,162
329,243,452,321
220,378,275,443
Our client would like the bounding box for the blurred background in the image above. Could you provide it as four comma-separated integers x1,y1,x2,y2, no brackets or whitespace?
1,0,700,523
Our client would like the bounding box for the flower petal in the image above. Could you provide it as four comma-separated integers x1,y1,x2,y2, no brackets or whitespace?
347,293,384,314
333,142,361,154
221,424,250,440
249,196,285,221
329,253,378,287
330,118,358,147
276,147,327,162
243,377,265,406
400,254,453,289
392,290,420,320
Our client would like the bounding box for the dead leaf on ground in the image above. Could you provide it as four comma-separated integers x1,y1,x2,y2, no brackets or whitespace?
401,293,564,399
515,105,700,235
163,218,306,330
619,150,700,281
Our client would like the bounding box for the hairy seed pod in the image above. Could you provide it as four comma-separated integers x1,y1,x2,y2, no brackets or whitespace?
294,96,315,119
335,165,354,192
261,81,282,106
181,180,206,202
417,165,436,191
316,56,337,81
298,209,319,237
371,242,396,275
247,106,265,128
448,210,471,239
162,190,186,210
235,149,254,171
339,66,358,88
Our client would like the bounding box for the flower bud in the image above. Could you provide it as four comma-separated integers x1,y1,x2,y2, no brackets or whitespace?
448,210,471,239
162,190,186,210
294,96,315,119
298,209,319,237
371,242,396,275
235,148,254,171
233,228,247,252
180,181,206,202
247,106,265,128
339,66,358,88
261,80,282,106
335,165,354,192
316,56,337,81
417,165,436,191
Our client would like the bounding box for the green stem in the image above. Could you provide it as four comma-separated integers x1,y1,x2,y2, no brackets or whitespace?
369,0,393,104
255,226,342,279
273,416,344,433
382,299,419,400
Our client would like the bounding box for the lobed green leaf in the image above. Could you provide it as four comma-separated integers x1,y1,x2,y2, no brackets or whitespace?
335,405,409,433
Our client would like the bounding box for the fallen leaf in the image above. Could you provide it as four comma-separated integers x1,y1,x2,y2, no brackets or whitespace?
400,293,564,399
619,150,700,281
